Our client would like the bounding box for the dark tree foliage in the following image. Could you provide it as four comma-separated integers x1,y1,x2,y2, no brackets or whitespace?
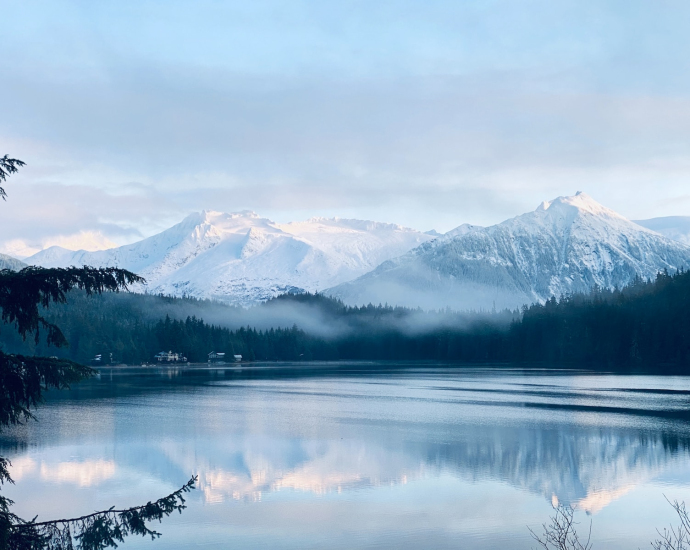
0,156,196,550
0,275,198,549
6,268,690,371
0,291,514,364
0,155,25,201
0,353,91,428
0,266,144,346
510,269,690,368
6,476,196,550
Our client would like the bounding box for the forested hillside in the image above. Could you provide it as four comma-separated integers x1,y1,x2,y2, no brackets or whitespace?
513,269,690,366
1,269,689,369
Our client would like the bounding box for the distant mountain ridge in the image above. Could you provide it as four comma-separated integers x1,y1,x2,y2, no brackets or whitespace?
26,211,433,306
0,253,26,271
24,195,690,310
328,193,690,310
635,216,690,246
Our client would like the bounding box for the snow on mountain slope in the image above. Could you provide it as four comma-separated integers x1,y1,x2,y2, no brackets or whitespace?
328,193,690,311
26,211,433,306
635,216,690,246
0,253,26,271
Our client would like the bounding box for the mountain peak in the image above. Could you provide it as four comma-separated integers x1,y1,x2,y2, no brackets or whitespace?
25,210,432,305
536,192,624,220
0,253,26,271
177,210,271,234
199,210,260,223
330,192,690,311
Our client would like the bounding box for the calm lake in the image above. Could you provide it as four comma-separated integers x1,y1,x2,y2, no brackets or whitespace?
4,363,690,549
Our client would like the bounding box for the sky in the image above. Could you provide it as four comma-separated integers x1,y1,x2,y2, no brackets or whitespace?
2,0,690,256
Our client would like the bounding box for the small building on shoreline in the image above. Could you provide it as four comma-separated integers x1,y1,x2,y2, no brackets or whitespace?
155,351,187,362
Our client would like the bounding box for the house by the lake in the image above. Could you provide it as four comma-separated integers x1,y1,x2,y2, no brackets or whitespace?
208,351,226,363
154,351,187,362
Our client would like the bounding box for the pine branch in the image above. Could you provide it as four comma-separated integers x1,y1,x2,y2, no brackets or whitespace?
19,476,197,527
0,155,26,200
6,476,197,550
0,352,93,428
0,266,146,346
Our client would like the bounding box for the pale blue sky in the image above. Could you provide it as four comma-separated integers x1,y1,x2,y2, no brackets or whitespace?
2,0,690,252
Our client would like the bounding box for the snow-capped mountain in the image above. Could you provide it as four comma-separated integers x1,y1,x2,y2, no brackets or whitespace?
26,211,433,306
23,195,690,310
635,216,690,245
0,253,26,271
328,193,690,311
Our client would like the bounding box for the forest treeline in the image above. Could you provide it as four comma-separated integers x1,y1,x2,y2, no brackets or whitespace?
1,269,689,369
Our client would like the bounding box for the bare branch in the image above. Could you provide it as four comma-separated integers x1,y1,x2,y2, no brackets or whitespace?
652,496,690,550
528,504,592,550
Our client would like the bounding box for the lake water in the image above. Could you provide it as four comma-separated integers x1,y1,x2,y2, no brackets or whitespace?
4,363,690,549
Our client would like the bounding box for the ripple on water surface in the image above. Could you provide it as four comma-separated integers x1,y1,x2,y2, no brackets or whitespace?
3,364,690,549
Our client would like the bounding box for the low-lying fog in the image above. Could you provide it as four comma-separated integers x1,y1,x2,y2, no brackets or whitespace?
68,290,515,339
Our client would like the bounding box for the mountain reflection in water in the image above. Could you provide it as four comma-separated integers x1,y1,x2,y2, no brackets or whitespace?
157,425,687,513
3,365,690,549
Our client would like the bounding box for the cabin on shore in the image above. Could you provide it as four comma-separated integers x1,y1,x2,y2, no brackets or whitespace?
92,353,117,365
155,351,187,362
233,354,242,362
208,351,226,363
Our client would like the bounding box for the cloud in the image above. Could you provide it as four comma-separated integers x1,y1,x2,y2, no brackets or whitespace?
1,231,118,259
39,459,117,487
0,177,184,250
8,456,116,487
2,0,690,248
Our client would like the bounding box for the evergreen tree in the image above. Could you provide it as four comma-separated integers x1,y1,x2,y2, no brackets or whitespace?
0,157,195,550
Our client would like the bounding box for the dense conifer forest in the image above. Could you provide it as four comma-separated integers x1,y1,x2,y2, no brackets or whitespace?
1,268,689,370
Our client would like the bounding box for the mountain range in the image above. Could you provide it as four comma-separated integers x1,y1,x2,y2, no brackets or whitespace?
0,253,26,271
21,193,690,310
26,211,433,306
635,216,690,245
330,193,690,310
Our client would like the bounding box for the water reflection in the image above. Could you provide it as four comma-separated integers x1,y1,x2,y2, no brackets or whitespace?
39,459,117,486
4,366,690,548
158,438,417,503
9,452,118,486
101,424,688,513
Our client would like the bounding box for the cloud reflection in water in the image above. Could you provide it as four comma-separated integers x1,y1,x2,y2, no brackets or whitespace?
4,367,690,549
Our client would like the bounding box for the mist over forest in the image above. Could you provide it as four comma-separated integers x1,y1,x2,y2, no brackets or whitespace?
1,269,689,369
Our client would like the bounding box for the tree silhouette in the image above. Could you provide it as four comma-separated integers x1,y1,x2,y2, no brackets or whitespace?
0,155,25,201
0,156,196,549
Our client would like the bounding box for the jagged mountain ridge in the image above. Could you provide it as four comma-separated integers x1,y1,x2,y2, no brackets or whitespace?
26,211,434,306
327,193,690,311
24,194,690,310
635,216,690,246
0,253,26,271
